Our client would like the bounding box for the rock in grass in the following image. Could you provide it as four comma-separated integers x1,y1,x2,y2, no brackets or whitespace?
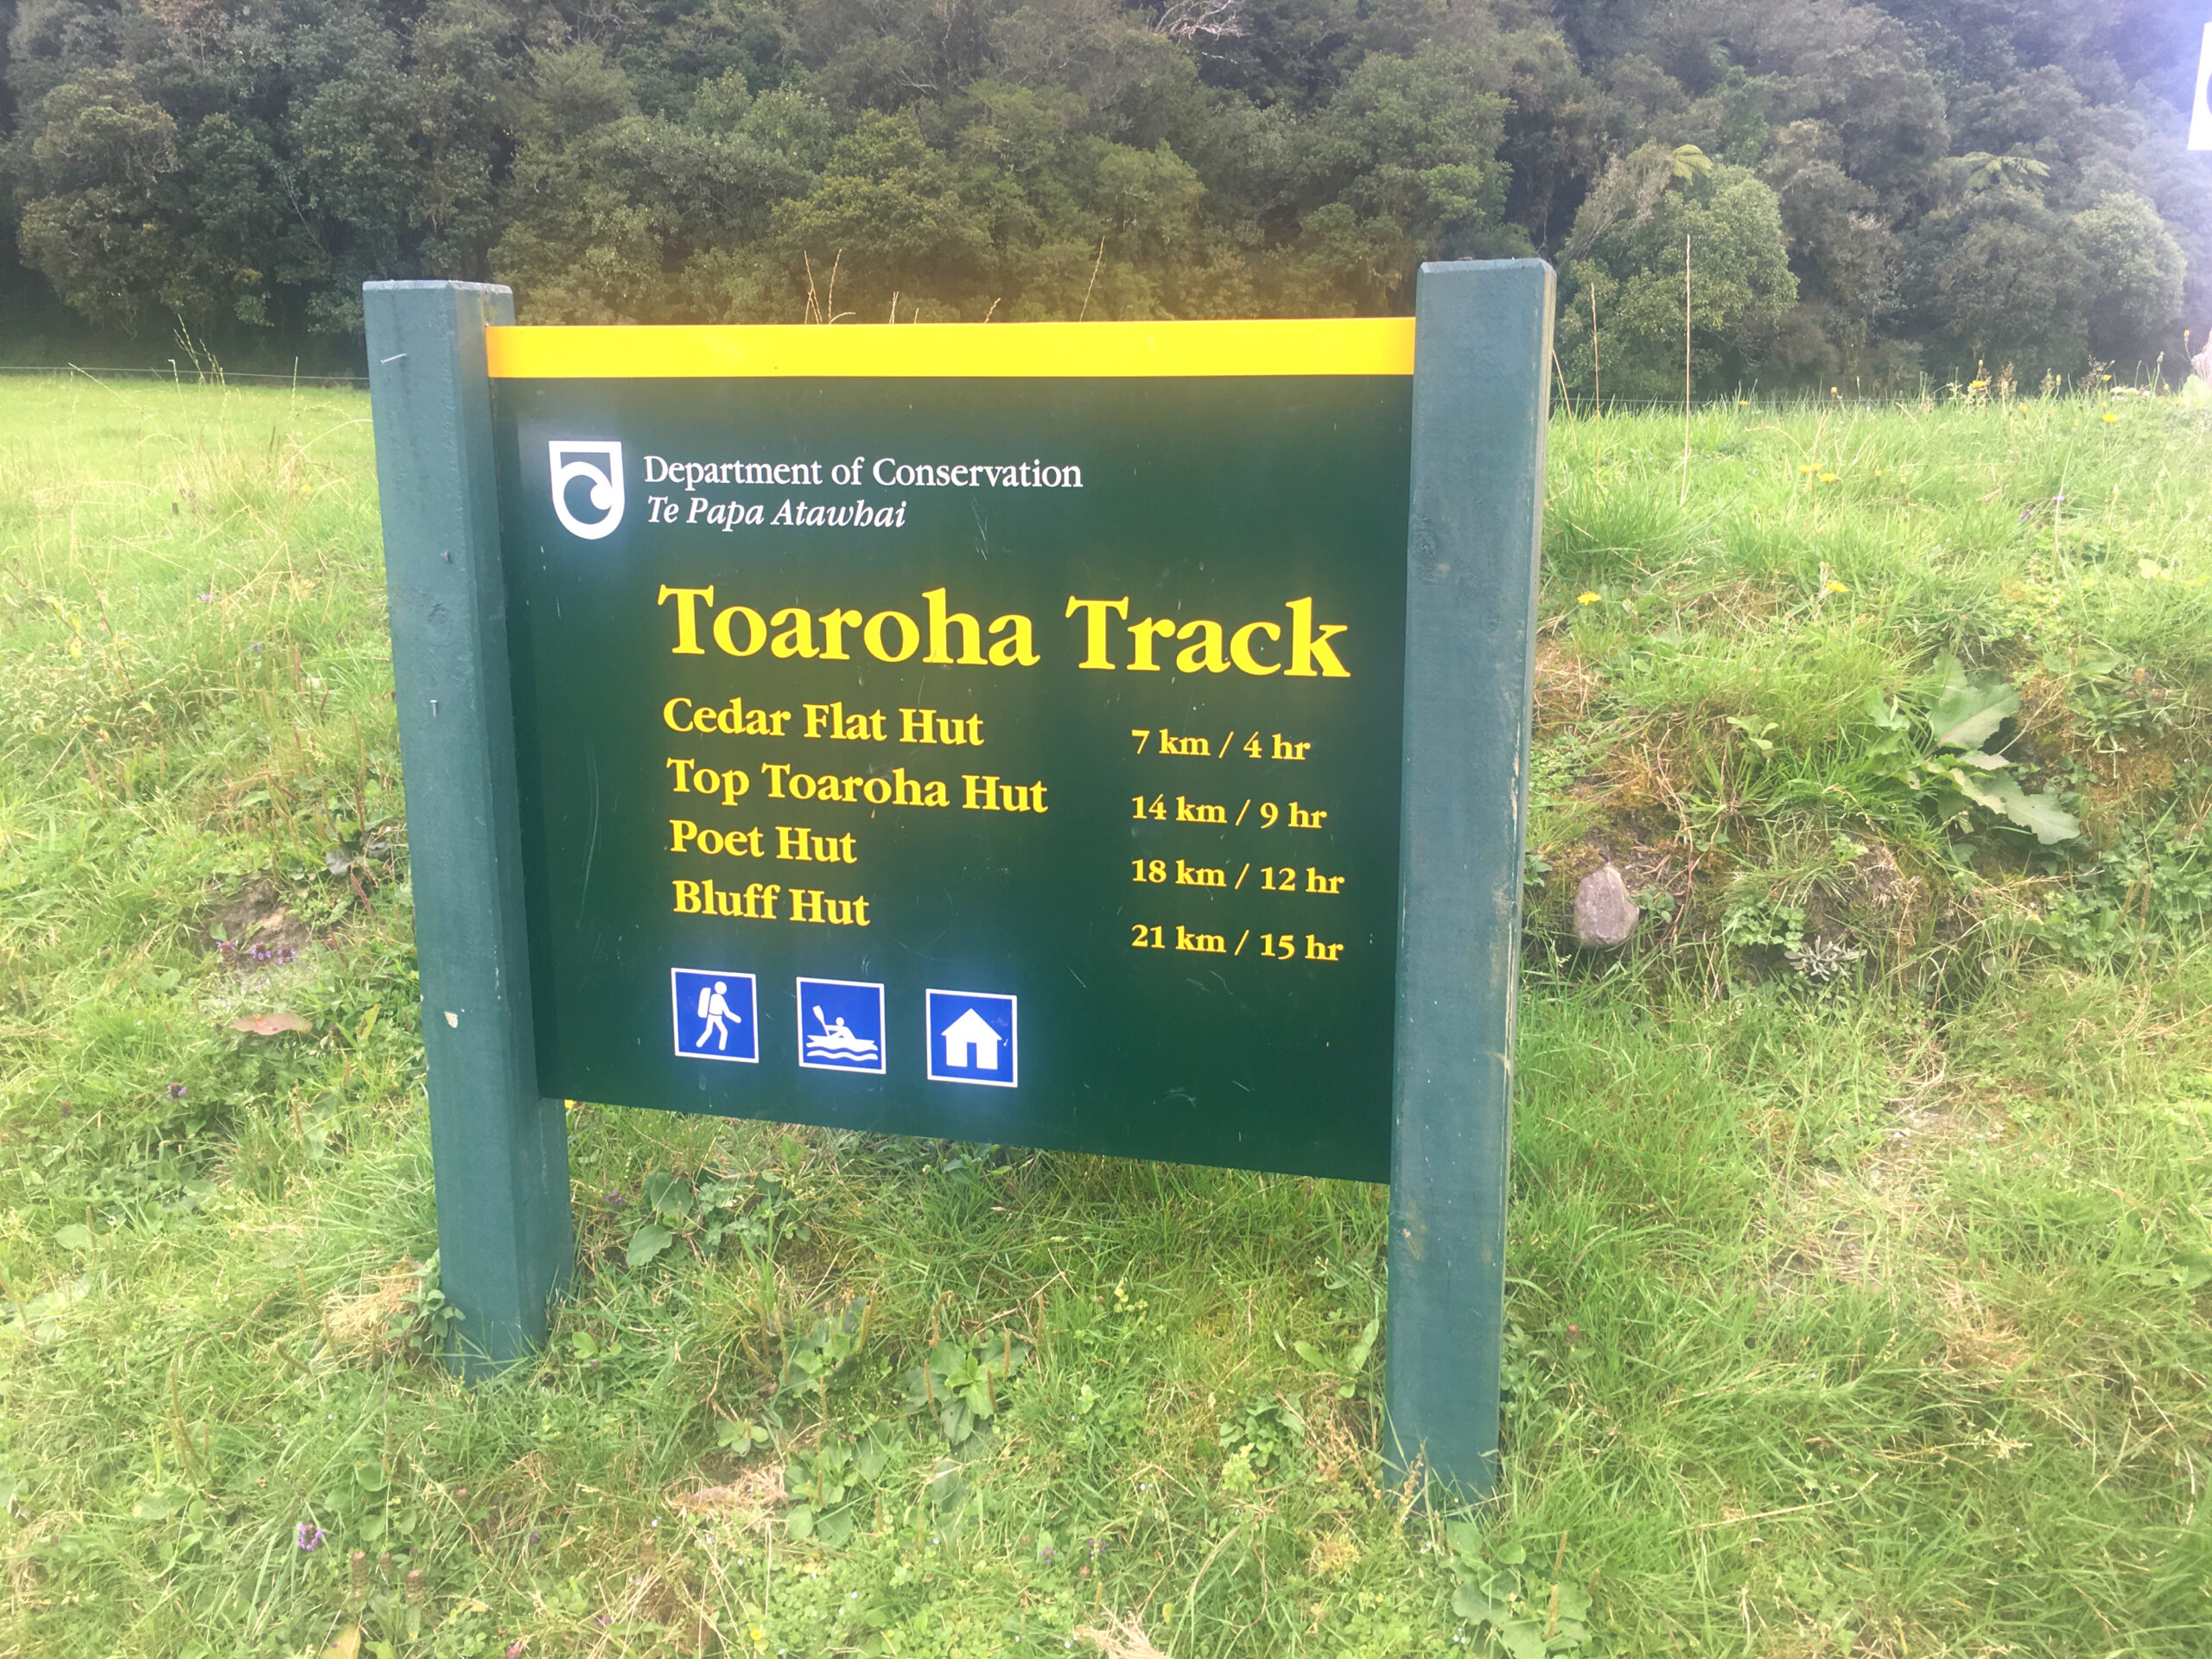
1573,863,1640,949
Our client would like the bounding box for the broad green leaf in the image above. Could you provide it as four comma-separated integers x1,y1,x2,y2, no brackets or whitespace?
54,1224,92,1250
1982,774,2082,844
1344,1317,1380,1372
1554,1583,1592,1622
1451,1586,1508,1624
1928,663,2019,750
817,1506,855,1548
626,1224,673,1268
785,1503,814,1541
1943,768,2006,811
715,1418,766,1451
1444,1519,1483,1558
1499,1618,1549,1659
1863,689,1909,731
1292,1339,1328,1368
643,1168,694,1220
1494,1542,1527,1566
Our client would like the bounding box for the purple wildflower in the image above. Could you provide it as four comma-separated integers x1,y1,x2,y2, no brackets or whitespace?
168,1083,187,1099
296,1522,325,1551
506,1643,528,1659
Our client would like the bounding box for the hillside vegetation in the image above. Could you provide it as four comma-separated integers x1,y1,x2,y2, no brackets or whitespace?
1,378,2209,1656
4,0,2210,393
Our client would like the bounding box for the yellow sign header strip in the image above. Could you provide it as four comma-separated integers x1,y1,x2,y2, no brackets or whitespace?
485,318,1414,378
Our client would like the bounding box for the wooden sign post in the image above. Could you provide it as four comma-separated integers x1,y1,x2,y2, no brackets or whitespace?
364,264,1551,1494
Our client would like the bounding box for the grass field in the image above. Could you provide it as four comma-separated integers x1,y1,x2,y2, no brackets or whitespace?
3,373,2210,1659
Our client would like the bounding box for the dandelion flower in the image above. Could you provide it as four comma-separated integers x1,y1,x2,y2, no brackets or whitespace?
1820,473,1839,482
2101,411,2119,423
1823,579,1849,594
1577,591,1600,605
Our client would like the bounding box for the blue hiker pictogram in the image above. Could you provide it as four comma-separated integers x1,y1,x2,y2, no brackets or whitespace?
925,989,1018,1087
796,978,887,1073
671,968,758,1064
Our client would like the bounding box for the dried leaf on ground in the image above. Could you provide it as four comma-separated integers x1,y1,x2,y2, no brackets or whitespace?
232,1010,312,1035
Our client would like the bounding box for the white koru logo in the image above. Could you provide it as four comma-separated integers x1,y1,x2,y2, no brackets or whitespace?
549,441,625,539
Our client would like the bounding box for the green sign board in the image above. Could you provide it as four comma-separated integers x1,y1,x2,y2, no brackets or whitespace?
365,270,1551,1494
494,332,1412,1179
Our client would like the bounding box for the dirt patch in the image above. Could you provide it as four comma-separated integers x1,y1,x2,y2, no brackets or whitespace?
205,880,311,971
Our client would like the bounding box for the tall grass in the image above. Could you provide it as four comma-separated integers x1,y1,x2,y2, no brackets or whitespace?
2,377,2209,1657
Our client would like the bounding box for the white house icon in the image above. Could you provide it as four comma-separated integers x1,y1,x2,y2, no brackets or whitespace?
940,1007,1001,1070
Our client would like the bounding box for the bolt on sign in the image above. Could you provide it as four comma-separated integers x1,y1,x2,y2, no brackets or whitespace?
365,265,1552,1495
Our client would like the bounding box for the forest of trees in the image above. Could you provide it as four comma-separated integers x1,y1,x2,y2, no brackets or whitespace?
3,0,2209,391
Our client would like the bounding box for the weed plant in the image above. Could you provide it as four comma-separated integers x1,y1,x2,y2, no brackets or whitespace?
2,377,2209,1656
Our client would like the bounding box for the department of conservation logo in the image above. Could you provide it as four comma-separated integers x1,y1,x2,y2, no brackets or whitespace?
549,440,625,539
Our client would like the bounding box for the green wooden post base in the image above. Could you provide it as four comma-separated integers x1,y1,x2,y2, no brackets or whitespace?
1385,260,1555,1498
365,280,573,1375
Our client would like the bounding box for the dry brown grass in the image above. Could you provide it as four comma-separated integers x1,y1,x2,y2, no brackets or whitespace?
1533,639,1601,734
664,1460,785,1529
1071,1611,1172,1658
321,1258,426,1360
